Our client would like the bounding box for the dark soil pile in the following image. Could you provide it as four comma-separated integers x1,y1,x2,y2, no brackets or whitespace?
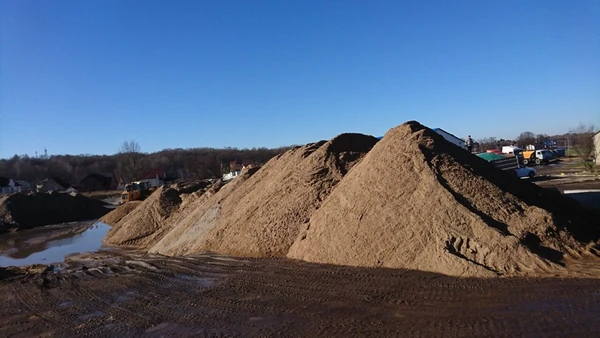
0,193,110,233
287,121,599,277
151,134,379,257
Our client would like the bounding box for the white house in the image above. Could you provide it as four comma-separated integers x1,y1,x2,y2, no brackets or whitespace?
0,177,21,194
223,170,241,182
432,128,466,149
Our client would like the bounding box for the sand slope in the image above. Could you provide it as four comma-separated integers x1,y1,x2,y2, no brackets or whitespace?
100,201,142,225
287,121,596,277
151,134,379,257
102,180,220,249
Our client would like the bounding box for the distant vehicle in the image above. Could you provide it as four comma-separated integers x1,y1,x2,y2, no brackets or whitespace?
501,146,522,156
121,180,155,203
522,149,552,165
515,167,536,178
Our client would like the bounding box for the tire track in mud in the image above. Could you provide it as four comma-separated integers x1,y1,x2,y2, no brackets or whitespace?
2,252,600,337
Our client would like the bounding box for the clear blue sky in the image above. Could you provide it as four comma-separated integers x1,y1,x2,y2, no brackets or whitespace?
1,0,598,158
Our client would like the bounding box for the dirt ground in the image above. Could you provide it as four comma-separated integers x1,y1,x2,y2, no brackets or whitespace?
2,250,600,337
534,158,598,177
533,176,600,192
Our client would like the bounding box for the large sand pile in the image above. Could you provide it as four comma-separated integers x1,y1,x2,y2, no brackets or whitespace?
103,180,220,249
287,121,598,277
0,193,110,233
151,134,379,256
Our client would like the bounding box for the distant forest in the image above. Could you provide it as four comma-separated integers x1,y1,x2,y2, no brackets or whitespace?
0,145,294,186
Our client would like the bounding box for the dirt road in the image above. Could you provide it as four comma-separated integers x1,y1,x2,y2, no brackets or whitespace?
2,251,600,337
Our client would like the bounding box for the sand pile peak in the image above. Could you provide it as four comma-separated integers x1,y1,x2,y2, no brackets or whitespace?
0,193,110,233
150,133,380,257
287,121,597,277
103,186,180,248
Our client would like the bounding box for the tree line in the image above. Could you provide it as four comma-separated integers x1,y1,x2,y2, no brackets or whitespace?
0,142,293,186
2,123,597,185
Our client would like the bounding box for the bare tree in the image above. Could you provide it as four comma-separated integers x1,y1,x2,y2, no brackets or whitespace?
477,137,499,152
516,131,536,148
119,140,143,183
569,124,596,172
536,134,550,146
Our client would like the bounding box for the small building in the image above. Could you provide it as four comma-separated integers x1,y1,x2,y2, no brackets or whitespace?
223,170,241,181
79,173,114,192
37,178,70,193
432,128,466,149
595,131,600,166
14,180,32,190
0,177,21,194
64,186,79,194
141,169,165,188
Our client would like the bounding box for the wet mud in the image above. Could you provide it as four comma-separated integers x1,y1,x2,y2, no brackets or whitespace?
1,251,600,337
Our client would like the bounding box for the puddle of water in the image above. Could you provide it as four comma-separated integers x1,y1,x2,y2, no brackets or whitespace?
0,221,111,267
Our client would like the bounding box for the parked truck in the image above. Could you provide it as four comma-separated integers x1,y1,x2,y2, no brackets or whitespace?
521,149,553,165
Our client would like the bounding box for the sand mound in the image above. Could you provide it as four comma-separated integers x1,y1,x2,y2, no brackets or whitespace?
287,121,598,277
151,134,379,257
103,181,221,249
100,201,142,225
0,193,110,233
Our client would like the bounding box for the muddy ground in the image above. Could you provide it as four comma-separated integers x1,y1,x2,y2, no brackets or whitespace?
533,176,600,192
2,250,600,337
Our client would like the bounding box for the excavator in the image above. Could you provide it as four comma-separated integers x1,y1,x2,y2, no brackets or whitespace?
121,181,154,203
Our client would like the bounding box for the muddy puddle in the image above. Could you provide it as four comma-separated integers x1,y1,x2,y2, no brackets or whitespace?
0,221,111,267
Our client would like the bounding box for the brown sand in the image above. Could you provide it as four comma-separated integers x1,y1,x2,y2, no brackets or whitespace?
99,201,142,225
103,181,221,249
151,134,379,256
103,187,181,248
0,193,110,233
287,121,599,277
109,121,598,277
